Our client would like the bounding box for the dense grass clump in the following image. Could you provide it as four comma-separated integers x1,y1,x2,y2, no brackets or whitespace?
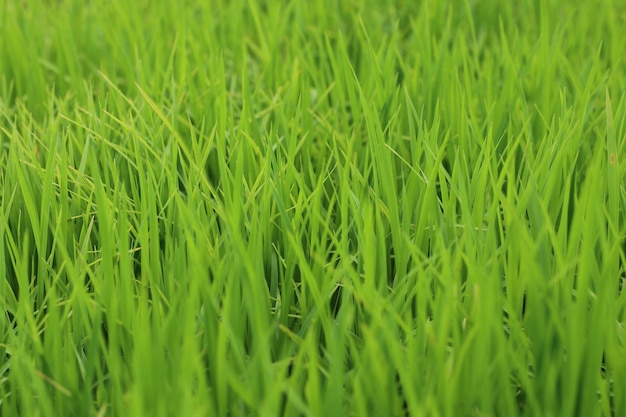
1,0,625,416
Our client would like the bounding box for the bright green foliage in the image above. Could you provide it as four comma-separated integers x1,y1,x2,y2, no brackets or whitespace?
1,0,625,416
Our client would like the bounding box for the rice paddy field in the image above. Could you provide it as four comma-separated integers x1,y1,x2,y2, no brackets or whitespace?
1,0,626,416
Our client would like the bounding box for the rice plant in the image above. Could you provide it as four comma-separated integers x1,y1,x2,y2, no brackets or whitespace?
0,0,625,416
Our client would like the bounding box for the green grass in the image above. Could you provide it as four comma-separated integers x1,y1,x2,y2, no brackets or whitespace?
1,0,625,416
